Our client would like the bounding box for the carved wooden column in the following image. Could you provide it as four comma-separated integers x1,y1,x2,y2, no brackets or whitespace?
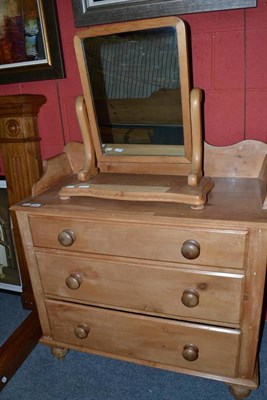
0,94,46,307
0,94,46,391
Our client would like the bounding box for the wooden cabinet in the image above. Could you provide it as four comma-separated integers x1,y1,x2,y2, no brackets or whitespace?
0,94,45,391
0,94,46,306
12,140,267,399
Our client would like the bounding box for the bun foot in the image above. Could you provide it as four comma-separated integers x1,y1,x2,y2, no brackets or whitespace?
229,385,252,399
51,346,69,360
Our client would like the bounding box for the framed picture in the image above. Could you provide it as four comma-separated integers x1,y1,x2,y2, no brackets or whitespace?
72,0,257,27
0,0,65,85
0,178,21,292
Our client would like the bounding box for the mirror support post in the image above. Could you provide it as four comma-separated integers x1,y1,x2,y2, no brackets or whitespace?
188,88,203,186
76,95,98,181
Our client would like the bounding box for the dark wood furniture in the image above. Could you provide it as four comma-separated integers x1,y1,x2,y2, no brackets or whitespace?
0,94,46,390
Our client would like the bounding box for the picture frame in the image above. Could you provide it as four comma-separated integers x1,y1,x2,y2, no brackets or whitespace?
0,0,65,85
0,178,21,292
72,0,257,27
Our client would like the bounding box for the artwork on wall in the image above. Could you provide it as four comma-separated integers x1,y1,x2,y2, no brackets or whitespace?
0,0,65,84
0,179,21,292
72,0,257,27
88,0,131,5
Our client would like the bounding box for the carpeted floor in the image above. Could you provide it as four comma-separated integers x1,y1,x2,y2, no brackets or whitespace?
1,290,266,400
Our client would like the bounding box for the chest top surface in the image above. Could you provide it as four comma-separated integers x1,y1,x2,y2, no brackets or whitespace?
13,175,265,228
11,139,267,229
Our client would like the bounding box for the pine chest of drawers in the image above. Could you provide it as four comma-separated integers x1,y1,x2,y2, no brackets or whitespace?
13,145,267,400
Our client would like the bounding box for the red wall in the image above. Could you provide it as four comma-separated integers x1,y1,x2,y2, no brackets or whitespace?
183,2,267,146
0,0,267,175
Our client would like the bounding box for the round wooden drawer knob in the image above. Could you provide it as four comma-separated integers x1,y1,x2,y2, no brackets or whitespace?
181,240,200,260
58,229,76,247
74,323,90,339
181,288,199,308
65,273,82,290
182,344,199,361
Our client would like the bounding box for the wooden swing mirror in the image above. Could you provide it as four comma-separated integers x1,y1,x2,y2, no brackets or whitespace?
59,16,214,209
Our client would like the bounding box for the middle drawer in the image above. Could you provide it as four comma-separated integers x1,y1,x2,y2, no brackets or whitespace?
36,252,244,325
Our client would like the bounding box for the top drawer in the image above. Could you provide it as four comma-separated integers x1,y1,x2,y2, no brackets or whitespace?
29,216,247,269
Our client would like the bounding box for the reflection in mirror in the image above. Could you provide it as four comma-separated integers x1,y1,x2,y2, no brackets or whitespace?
82,27,184,156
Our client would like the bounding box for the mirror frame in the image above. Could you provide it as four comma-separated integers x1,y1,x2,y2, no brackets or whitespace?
74,16,194,176
72,0,257,27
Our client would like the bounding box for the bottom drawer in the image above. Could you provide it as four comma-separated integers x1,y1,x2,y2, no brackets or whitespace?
46,300,240,378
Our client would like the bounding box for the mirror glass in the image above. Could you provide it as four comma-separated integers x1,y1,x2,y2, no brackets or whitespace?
82,27,184,156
